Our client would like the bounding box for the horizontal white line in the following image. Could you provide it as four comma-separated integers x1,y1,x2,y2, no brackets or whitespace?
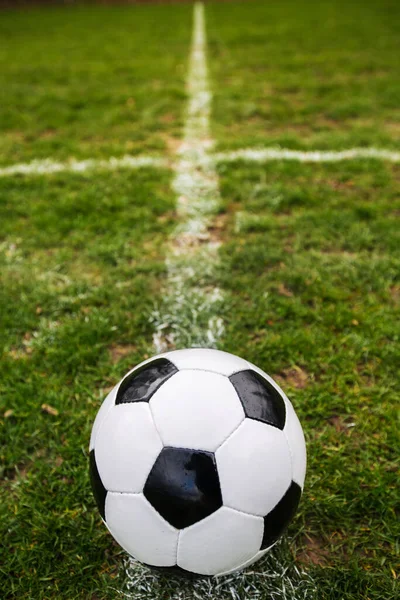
0,154,168,177
214,147,400,163
1,146,399,179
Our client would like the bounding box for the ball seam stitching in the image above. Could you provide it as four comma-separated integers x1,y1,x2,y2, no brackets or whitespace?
173,367,229,377
147,399,166,447
214,414,246,453
89,389,116,452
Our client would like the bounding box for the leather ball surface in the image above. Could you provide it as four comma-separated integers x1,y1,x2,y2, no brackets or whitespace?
89,348,306,576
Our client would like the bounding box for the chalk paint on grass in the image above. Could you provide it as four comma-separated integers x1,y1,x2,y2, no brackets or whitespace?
214,146,400,164
150,2,224,352
122,538,317,600
1,147,399,179
0,155,168,178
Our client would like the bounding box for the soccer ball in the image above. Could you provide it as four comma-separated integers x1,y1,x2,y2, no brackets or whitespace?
89,348,306,576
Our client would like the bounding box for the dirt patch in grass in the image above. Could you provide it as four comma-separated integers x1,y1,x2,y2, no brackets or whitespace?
327,414,356,434
384,121,400,135
109,344,138,364
170,231,214,253
38,128,57,139
171,214,228,251
389,285,400,303
276,366,309,389
208,213,229,243
160,113,177,125
296,535,331,567
1,463,29,483
277,283,294,297
327,179,355,192
7,347,31,360
161,133,181,155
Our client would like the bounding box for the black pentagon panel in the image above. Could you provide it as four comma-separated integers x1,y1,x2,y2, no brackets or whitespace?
89,449,107,520
144,564,196,579
229,369,286,429
116,358,178,405
144,447,222,529
261,481,302,550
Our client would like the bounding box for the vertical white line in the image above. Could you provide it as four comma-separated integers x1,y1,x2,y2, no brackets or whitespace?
151,2,224,352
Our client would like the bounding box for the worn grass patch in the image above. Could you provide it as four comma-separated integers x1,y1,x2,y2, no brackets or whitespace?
207,0,400,151
0,3,191,165
216,158,399,599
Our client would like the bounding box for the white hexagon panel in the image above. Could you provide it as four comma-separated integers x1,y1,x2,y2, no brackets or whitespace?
89,349,306,576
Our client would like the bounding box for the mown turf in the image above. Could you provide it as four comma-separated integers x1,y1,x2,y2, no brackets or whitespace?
1,1,399,599
0,168,176,599
216,157,399,599
0,3,191,165
207,0,400,150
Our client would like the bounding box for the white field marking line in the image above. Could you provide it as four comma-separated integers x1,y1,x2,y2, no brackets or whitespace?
0,154,168,177
214,146,400,164
122,539,318,600
1,145,399,178
150,1,223,353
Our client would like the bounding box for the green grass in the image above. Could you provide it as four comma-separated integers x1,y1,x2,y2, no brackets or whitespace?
1,1,399,599
216,158,399,599
0,167,177,599
0,3,191,165
208,0,400,150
